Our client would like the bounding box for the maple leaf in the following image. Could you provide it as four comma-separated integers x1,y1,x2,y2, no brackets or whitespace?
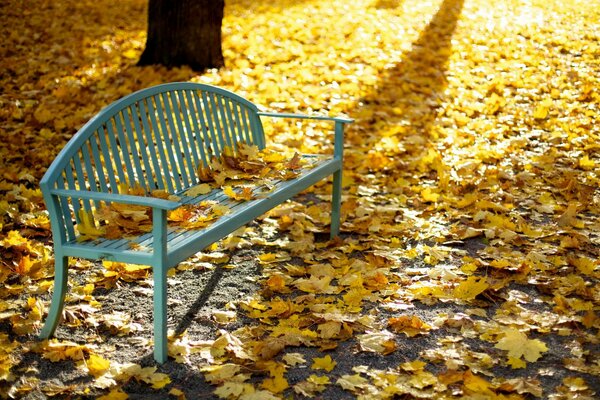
311,355,337,372
357,331,397,355
261,371,289,394
494,328,548,365
86,353,111,378
214,382,251,399
96,388,129,400
282,353,306,366
223,185,255,201
388,315,432,337
76,209,105,240
453,276,489,301
184,183,213,197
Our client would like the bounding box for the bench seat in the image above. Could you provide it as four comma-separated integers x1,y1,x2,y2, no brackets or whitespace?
56,155,340,267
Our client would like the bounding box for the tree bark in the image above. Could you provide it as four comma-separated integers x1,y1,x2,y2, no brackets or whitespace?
138,0,224,71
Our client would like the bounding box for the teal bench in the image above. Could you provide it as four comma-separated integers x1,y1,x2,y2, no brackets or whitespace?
38,82,352,363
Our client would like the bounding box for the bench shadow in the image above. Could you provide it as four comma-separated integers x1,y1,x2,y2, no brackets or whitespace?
172,265,225,336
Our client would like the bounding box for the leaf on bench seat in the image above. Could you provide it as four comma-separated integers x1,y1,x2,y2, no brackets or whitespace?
76,209,105,241
223,186,254,201
197,142,312,187
184,183,213,198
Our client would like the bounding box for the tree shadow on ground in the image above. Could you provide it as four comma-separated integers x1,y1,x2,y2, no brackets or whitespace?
349,0,465,151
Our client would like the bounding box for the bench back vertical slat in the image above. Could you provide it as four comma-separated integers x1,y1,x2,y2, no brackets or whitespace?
216,95,234,150
192,91,217,163
138,99,166,191
167,92,197,187
154,94,184,192
41,82,266,243
161,92,191,188
177,91,203,172
119,108,147,190
80,143,101,210
147,96,176,193
71,153,93,214
129,103,155,191
239,105,253,144
201,91,225,156
223,98,239,150
96,126,121,192
56,174,76,240
108,117,136,188
89,134,110,194
101,124,127,187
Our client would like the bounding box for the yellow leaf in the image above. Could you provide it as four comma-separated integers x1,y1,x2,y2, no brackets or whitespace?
463,370,493,393
214,382,250,398
388,315,432,337
168,388,185,399
201,364,243,384
97,389,129,400
578,155,595,170
148,372,171,389
453,276,489,300
184,184,212,197
307,374,330,385
265,275,288,292
2,230,29,248
317,321,341,339
507,356,527,369
87,353,111,377
421,187,440,202
294,275,333,293
557,202,583,228
533,98,552,119
357,331,397,355
569,256,598,275
494,328,548,363
223,185,254,201
311,355,337,372
76,209,105,240
34,106,54,123
282,353,306,366
262,373,289,394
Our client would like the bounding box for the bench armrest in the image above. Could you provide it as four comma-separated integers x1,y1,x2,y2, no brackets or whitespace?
258,112,352,159
49,188,181,210
257,112,353,124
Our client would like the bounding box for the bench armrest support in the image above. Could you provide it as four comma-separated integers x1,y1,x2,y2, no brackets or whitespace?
258,112,352,159
257,112,353,124
49,189,181,210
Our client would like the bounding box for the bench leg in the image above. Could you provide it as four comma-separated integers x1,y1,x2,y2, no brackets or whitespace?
330,169,342,238
39,256,69,339
153,265,168,363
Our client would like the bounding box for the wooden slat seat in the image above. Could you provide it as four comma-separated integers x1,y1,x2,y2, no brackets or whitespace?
38,82,351,363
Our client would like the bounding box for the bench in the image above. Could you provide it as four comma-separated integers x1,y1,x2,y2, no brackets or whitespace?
38,82,352,363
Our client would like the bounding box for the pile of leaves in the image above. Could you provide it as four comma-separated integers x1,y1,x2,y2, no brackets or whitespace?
1,0,599,399
76,142,313,241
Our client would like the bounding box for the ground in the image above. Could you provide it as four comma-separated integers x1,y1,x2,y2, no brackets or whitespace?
1,0,599,399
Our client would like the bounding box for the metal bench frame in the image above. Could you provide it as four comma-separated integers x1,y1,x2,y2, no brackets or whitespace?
38,82,351,363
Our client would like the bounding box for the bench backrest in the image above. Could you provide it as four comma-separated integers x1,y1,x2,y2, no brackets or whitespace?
41,82,266,242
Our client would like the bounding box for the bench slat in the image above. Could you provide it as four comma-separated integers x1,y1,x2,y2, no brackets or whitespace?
177,90,203,172
168,91,197,187
138,99,165,190
162,92,192,188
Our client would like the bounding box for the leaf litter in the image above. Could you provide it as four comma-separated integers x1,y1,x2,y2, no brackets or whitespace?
0,0,599,398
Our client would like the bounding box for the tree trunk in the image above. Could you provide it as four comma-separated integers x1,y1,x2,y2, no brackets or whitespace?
138,0,224,71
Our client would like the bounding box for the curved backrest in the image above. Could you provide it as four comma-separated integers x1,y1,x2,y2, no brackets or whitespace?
41,82,265,242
